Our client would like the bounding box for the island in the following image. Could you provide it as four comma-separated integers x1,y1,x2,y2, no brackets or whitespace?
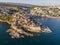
0,3,52,38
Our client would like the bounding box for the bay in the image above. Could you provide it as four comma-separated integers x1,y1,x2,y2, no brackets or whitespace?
0,18,60,45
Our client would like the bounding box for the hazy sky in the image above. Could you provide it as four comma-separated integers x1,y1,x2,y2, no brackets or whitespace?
0,0,60,5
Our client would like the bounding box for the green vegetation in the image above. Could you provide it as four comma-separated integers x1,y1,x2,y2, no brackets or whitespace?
0,14,14,23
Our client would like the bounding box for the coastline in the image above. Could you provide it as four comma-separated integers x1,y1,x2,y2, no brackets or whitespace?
42,15,60,19
0,16,52,38
0,19,11,25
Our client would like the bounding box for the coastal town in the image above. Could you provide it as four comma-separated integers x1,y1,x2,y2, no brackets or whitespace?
0,0,60,45
30,6,60,18
1,3,60,38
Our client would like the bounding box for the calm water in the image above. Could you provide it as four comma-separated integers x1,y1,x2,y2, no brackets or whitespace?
0,18,60,45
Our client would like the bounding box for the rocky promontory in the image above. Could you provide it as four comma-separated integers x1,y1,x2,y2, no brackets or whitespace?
0,5,52,38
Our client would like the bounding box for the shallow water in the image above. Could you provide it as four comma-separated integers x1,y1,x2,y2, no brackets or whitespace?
0,18,60,45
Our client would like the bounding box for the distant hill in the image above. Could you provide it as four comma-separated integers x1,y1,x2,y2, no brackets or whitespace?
0,2,37,7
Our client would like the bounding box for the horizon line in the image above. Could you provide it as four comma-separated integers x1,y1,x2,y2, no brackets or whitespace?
0,2,60,6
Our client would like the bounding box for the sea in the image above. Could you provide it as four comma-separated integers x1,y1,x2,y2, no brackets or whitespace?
0,17,60,45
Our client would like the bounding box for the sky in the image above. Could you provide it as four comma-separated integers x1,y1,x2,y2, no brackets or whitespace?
0,0,60,5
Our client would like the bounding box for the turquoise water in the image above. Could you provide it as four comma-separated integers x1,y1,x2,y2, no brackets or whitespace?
0,18,60,45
